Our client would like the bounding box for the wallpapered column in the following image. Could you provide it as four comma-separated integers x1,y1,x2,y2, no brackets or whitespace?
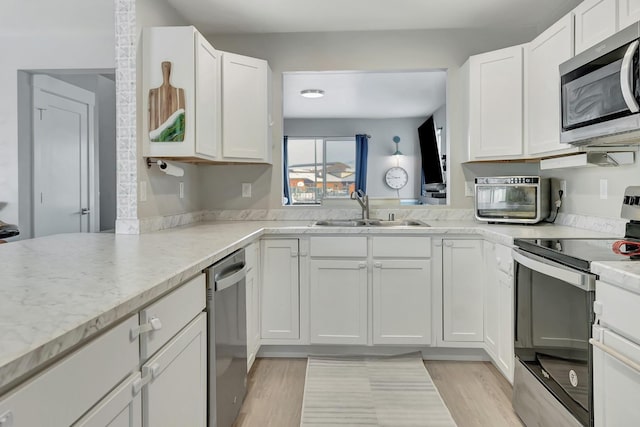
114,0,140,234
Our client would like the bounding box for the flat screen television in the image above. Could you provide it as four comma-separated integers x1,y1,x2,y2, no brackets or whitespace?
418,116,444,185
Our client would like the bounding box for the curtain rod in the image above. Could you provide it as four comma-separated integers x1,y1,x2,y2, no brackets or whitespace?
287,135,372,139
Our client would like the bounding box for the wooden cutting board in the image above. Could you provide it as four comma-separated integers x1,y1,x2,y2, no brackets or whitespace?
148,61,186,142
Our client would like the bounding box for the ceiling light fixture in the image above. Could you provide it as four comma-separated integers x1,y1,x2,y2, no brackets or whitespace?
300,89,325,98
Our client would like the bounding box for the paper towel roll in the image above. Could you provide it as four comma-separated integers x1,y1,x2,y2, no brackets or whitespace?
157,160,184,177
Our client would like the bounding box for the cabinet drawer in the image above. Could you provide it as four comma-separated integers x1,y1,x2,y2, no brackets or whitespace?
372,237,431,258
0,315,139,427
140,273,206,361
596,281,640,345
310,236,367,258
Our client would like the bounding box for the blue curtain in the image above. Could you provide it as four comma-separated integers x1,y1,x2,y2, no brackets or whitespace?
283,136,291,205
355,134,369,193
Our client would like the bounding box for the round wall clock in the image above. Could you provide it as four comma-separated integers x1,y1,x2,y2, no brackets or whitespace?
384,166,408,189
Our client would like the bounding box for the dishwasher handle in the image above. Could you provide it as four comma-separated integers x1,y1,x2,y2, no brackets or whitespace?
215,264,248,292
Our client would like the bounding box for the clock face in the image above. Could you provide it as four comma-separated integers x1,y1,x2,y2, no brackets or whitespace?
385,167,408,189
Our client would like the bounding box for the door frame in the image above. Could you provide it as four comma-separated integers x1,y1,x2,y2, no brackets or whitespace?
32,74,98,234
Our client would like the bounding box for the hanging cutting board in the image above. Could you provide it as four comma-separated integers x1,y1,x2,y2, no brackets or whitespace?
148,61,186,142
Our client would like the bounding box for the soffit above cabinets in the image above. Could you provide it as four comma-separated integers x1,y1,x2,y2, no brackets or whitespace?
169,0,582,35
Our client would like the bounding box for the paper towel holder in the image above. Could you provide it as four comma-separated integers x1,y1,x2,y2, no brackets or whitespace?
145,157,185,177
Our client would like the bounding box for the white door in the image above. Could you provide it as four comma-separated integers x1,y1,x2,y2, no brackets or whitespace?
261,239,300,340
372,259,431,345
619,0,640,29
574,0,618,54
33,75,96,237
483,241,499,358
497,270,514,382
309,259,368,345
442,239,484,342
195,32,221,159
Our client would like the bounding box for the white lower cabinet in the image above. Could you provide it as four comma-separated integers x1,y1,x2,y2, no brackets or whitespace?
372,259,431,345
141,313,207,427
309,259,368,345
442,239,484,342
245,241,261,371
73,373,142,427
0,315,139,427
483,241,514,382
261,239,300,340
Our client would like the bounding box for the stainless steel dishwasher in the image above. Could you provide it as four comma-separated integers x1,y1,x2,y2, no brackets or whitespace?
206,248,248,427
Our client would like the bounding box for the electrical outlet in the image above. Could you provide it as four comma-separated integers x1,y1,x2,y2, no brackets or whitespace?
560,180,567,196
139,180,147,202
242,183,252,198
465,181,474,197
179,182,184,199
600,179,608,200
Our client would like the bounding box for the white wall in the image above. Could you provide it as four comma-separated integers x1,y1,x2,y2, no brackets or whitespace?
202,28,536,210
283,117,424,200
135,0,200,219
1,0,115,238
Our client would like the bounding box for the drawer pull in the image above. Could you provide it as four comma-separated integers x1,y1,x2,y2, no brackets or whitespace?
132,362,160,394
0,411,14,427
130,317,163,339
359,262,367,269
374,262,382,268
590,338,640,374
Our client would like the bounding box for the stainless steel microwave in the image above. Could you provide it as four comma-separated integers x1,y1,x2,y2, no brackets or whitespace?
475,177,550,224
560,22,640,145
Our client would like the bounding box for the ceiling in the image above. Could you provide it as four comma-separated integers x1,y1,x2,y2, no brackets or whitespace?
167,0,582,34
283,70,446,119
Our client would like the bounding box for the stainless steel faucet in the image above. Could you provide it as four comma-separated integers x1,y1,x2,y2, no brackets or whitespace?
351,190,370,220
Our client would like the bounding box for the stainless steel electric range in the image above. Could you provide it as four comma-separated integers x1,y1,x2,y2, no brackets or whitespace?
511,186,640,427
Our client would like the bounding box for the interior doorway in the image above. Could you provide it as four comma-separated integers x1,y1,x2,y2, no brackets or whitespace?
17,70,117,238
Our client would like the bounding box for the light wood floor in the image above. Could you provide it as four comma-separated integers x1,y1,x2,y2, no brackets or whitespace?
234,358,524,427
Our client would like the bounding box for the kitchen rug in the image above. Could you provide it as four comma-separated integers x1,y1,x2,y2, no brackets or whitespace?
300,353,457,427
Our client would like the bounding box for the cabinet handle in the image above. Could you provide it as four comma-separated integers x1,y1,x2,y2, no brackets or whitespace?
299,252,308,257
130,317,163,339
590,338,640,374
444,241,453,247
291,252,298,258
0,411,13,427
374,262,382,268
359,262,367,269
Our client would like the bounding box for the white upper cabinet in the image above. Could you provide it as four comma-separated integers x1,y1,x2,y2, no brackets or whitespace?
526,13,579,157
142,26,272,164
574,0,618,54
221,52,271,163
142,26,220,161
467,45,525,160
619,0,640,28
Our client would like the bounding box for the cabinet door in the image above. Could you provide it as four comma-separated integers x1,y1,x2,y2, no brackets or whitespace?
245,241,261,371
468,45,524,159
442,240,484,342
497,270,514,383
372,259,431,345
483,241,499,358
574,0,618,54
593,326,640,427
221,52,269,161
619,0,640,29
526,13,577,156
142,313,207,427
72,373,142,427
309,259,368,345
261,239,299,340
194,32,220,159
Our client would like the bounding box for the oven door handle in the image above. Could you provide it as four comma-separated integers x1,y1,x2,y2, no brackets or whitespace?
590,338,640,373
620,40,639,113
512,249,595,291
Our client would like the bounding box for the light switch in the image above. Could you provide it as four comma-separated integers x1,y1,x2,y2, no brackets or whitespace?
242,183,252,198
140,180,147,202
600,179,607,200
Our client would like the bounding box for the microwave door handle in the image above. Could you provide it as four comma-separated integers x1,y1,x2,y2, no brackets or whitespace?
620,40,639,113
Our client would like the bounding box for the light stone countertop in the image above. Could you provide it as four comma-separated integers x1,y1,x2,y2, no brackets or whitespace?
592,261,640,295
0,219,617,393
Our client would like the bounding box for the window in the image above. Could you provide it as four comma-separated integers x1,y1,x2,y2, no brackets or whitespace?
286,137,355,205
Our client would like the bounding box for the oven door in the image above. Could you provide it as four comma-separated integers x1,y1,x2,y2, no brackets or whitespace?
513,249,595,427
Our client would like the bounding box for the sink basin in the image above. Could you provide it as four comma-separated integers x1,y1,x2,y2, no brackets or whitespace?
312,219,429,227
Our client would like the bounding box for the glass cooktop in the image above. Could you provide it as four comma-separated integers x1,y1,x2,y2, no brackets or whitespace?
514,238,631,272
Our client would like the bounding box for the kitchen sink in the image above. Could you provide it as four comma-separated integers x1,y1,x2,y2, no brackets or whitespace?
312,219,429,227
